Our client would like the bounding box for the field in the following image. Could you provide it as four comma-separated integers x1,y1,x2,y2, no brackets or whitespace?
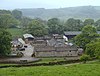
7,28,23,38
0,61,100,76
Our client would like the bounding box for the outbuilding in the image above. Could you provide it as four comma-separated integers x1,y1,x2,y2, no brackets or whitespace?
23,34,34,43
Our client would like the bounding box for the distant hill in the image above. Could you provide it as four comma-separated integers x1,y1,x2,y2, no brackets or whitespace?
18,6,100,20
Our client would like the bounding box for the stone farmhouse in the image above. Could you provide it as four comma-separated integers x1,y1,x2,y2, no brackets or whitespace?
32,34,83,57
11,34,83,58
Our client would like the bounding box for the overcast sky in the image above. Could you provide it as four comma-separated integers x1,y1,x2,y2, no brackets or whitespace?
0,0,100,9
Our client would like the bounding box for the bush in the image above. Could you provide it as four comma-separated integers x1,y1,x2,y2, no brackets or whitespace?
80,54,90,63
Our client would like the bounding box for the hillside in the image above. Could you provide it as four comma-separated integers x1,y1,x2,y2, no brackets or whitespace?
18,6,100,20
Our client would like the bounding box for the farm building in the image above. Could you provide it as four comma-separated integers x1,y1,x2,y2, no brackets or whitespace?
23,34,34,44
33,35,83,57
64,31,100,39
11,34,83,58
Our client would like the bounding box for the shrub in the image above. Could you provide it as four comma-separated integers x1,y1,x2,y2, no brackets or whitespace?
80,54,90,63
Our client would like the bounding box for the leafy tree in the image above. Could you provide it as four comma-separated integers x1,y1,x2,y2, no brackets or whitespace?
75,19,83,30
21,17,32,28
0,14,19,28
0,29,12,56
56,24,64,34
47,18,64,34
27,19,48,37
84,19,94,26
94,19,100,30
74,25,99,49
0,10,12,15
12,10,22,20
64,18,83,31
85,43,96,57
34,18,47,28
74,34,90,49
82,25,97,35
86,38,100,58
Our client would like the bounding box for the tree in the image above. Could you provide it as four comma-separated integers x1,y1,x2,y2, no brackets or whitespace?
94,19,100,30
21,17,32,28
0,14,19,28
82,25,97,35
74,25,99,49
84,19,94,26
85,43,96,58
0,29,12,56
75,19,83,30
12,10,22,20
86,38,100,58
27,19,48,37
47,18,64,34
74,34,90,49
64,18,83,31
0,10,12,15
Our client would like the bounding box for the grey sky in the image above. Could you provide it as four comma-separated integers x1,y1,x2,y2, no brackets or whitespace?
0,0,100,9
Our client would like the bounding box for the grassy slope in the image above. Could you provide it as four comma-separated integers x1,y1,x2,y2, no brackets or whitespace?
7,28,23,38
0,61,100,76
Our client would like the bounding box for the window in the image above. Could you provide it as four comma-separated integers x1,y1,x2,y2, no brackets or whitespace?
69,50,71,52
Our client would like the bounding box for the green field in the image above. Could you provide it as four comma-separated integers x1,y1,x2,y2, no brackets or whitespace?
0,61,100,76
7,28,23,38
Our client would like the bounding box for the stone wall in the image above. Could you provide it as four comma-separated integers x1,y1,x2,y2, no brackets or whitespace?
35,51,78,57
35,46,78,57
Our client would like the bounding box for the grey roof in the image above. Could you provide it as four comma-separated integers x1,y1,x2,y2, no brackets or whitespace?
97,31,100,34
64,31,81,35
64,31,100,35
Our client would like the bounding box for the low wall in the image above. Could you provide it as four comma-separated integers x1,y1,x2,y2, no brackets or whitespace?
35,51,78,57
35,46,78,57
